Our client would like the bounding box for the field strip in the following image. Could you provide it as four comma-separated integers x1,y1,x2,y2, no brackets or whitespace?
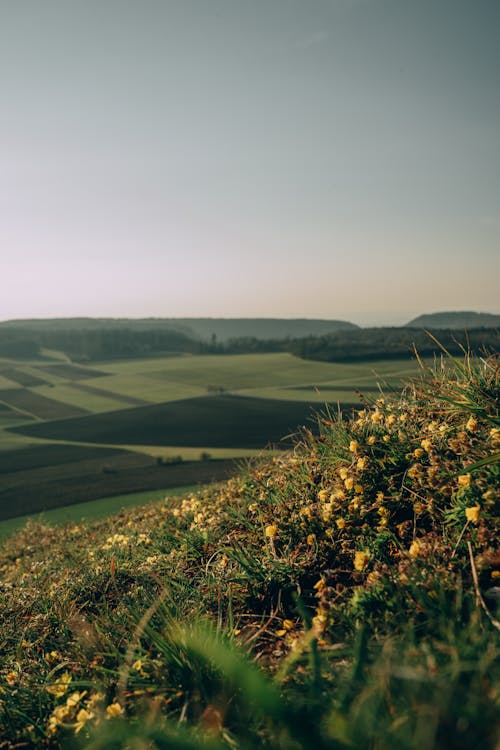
70,381,148,405
0,431,276,461
0,397,39,421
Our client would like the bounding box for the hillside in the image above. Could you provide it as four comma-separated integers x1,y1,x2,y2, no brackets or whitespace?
0,355,498,749
0,317,359,342
407,311,500,329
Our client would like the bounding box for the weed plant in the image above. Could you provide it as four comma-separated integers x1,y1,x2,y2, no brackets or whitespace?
0,355,498,748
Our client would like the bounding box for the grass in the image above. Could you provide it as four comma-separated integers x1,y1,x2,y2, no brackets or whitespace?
0,354,498,749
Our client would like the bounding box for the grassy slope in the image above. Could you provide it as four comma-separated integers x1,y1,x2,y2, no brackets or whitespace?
0,356,498,749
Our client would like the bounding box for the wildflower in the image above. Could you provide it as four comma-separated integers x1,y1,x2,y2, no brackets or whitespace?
344,477,354,490
6,671,17,686
465,505,480,523
339,467,349,480
265,524,277,538
421,439,432,452
367,435,377,445
413,448,425,459
132,659,144,672
106,702,125,719
356,456,367,470
307,533,316,546
46,671,72,697
376,491,384,502
336,518,346,530
321,502,333,521
354,484,363,494
386,414,396,426
466,416,479,432
66,691,86,708
349,440,359,453
354,550,369,571
318,489,329,502
458,474,472,488
74,708,93,734
383,434,391,442
48,705,70,733
371,410,383,423
409,540,422,557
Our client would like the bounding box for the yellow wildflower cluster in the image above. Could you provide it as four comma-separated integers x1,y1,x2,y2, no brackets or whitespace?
102,533,129,550
48,690,103,735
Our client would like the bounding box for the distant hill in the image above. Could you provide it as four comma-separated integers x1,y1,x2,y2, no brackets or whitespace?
0,317,358,342
407,311,500,329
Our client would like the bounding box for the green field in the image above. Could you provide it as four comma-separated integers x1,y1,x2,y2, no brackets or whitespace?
0,351,426,523
0,484,200,539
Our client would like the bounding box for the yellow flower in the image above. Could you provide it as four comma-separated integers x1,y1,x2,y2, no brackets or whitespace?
265,524,278,538
367,435,377,445
356,457,367,470
421,439,432,452
307,533,316,546
382,434,391,443
386,414,396,426
349,440,359,453
332,488,346,500
413,448,425,459
66,691,86,708
6,671,17,686
317,489,329,502
106,702,124,719
46,671,72,697
282,619,295,631
74,708,93,734
344,477,354,490
458,474,472,488
335,518,346,530
465,505,480,523
371,410,383,423
466,416,479,432
376,491,384,502
339,467,349,480
354,550,369,571
409,540,422,557
354,484,363,494
132,659,143,672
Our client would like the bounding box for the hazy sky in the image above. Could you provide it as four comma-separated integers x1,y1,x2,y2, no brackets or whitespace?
1,0,499,325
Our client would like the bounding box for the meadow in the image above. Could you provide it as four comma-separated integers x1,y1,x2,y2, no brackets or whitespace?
0,351,427,524
0,354,498,749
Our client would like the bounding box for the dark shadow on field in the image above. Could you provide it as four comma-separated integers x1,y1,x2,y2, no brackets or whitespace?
9,394,360,449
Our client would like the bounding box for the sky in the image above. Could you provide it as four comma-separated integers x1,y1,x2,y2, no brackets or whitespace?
1,0,499,326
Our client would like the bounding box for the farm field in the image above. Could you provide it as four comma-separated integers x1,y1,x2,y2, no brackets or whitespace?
0,484,201,539
0,440,238,521
0,351,426,524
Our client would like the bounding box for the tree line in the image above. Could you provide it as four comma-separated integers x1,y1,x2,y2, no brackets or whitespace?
0,325,497,363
